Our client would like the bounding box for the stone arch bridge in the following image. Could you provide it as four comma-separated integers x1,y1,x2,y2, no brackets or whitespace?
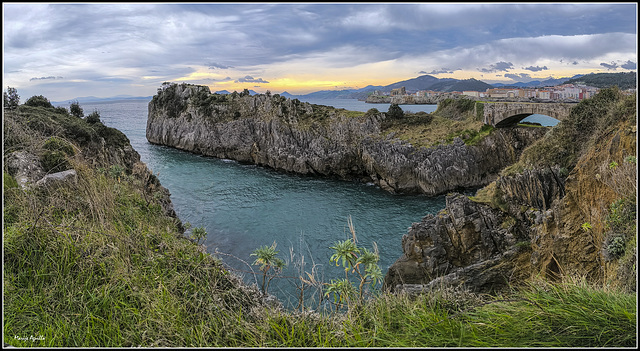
480,102,576,127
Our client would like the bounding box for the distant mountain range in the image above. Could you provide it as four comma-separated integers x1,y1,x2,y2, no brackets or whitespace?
54,72,635,104
53,95,153,105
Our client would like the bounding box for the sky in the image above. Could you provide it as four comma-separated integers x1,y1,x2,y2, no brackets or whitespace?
3,2,638,102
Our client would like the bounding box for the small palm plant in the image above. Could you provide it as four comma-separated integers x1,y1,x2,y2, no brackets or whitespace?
325,278,356,312
326,217,383,309
251,241,286,295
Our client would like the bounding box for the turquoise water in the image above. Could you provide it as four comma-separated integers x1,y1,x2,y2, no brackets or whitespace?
78,99,446,308
66,98,557,307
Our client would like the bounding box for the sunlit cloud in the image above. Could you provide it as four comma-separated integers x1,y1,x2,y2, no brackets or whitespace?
3,3,636,101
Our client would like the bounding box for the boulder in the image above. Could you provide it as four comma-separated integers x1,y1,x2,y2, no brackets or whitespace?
4,151,45,188
35,169,77,188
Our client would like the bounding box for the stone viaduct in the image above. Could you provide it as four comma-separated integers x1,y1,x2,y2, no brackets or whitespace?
480,102,576,127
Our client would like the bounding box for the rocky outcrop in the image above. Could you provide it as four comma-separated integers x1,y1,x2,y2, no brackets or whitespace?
496,167,567,212
361,127,545,194
35,169,78,188
146,83,546,196
4,151,46,189
384,193,527,293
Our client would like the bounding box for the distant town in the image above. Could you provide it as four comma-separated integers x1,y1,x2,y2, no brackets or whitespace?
368,83,636,104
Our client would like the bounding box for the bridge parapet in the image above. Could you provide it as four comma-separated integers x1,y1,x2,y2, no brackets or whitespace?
481,102,575,127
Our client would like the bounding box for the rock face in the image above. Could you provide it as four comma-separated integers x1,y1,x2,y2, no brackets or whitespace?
146,83,547,196
4,151,46,189
384,193,526,293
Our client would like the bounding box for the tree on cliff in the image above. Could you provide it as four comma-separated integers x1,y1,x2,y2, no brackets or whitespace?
3,86,19,110
69,100,84,118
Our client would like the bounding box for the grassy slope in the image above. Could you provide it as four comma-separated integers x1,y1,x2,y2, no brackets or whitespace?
3,97,636,347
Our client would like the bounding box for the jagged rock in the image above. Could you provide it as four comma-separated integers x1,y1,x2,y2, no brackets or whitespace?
496,166,566,211
392,247,522,294
384,193,523,292
35,169,77,188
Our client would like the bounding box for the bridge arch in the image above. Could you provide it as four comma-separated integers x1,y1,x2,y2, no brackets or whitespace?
481,102,574,127
495,113,561,128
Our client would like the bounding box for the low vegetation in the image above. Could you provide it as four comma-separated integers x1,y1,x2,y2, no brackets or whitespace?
3,89,636,347
380,99,489,148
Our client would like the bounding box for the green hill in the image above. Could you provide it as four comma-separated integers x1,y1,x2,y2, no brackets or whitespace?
564,72,636,89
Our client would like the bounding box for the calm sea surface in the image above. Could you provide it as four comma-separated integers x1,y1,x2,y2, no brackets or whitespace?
74,98,556,308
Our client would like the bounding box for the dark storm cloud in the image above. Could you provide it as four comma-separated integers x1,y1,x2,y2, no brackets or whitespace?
235,76,269,84
421,68,461,75
600,62,619,70
504,73,531,80
30,76,63,81
523,65,548,72
621,60,637,70
208,63,234,70
479,61,514,73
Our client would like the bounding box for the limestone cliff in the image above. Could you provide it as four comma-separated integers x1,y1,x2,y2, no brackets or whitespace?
385,88,637,293
146,83,545,196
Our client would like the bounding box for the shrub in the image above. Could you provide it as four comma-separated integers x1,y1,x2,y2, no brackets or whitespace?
39,136,76,173
24,95,54,109
605,236,626,260
387,103,404,119
63,117,96,145
43,136,75,156
86,110,101,124
3,171,19,191
40,150,70,173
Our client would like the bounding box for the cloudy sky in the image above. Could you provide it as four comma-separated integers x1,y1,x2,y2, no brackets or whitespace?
3,2,637,101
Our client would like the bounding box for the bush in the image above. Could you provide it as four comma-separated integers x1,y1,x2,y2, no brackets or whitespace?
43,136,75,156
605,236,626,260
86,110,101,124
24,95,54,109
387,103,404,119
40,150,70,173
